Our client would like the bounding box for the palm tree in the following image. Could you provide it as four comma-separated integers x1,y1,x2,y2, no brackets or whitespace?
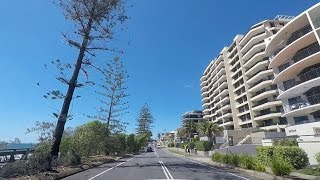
196,121,223,142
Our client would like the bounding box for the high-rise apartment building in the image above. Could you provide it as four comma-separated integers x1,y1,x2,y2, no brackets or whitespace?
266,3,320,126
201,17,293,131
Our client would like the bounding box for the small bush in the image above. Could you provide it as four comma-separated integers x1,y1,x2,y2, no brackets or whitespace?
273,138,298,147
254,160,266,172
0,160,27,178
167,142,175,148
221,154,232,165
28,142,52,171
315,152,320,164
231,154,240,166
60,149,82,166
239,155,255,170
212,152,223,163
257,146,309,169
271,159,292,176
195,141,212,151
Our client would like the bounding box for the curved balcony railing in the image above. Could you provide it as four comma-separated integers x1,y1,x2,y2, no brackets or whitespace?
284,93,320,112
286,24,312,45
283,66,320,91
292,43,320,63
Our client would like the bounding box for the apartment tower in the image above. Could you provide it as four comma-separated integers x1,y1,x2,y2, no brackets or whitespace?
266,3,320,126
201,17,292,131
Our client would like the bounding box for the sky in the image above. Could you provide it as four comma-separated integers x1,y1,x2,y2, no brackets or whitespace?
0,0,318,143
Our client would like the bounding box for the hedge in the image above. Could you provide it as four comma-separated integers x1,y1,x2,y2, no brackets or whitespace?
195,141,212,151
272,138,298,147
257,146,309,169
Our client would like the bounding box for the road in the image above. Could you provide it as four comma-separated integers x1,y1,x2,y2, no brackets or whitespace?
63,148,260,180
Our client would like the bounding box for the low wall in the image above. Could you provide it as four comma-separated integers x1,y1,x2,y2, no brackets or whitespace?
214,144,260,155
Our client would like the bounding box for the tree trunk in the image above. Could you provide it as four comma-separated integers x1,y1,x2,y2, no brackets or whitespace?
50,18,93,158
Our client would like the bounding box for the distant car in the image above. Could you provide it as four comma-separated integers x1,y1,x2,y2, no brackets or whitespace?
146,146,153,152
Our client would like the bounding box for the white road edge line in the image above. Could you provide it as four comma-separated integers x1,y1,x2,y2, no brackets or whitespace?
161,161,173,179
159,160,170,179
88,157,134,180
163,149,249,180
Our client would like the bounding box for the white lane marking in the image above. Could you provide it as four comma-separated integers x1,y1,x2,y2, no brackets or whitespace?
159,161,170,179
161,161,173,179
88,156,139,180
162,149,250,180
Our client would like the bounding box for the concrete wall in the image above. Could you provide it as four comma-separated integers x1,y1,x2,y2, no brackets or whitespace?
214,144,260,155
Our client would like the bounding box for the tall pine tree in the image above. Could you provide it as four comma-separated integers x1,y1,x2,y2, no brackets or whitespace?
135,103,154,138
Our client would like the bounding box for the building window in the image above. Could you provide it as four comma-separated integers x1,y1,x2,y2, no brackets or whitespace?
270,22,275,27
279,117,287,125
272,30,277,34
294,116,309,125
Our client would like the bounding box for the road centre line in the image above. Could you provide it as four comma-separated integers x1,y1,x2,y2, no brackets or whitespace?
162,149,249,180
159,160,174,180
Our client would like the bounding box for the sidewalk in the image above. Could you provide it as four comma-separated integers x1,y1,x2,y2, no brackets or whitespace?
164,147,319,180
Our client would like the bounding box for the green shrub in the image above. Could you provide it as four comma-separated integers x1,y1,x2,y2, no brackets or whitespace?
195,141,212,151
60,149,82,166
257,146,309,169
254,159,266,172
0,160,27,178
315,152,320,164
28,142,52,171
273,138,298,147
271,159,292,176
221,154,232,165
168,142,175,147
256,146,274,165
239,155,255,170
189,142,195,149
231,154,240,166
212,152,223,163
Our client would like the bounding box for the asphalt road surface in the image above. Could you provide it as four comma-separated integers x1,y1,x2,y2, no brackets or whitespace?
63,148,260,180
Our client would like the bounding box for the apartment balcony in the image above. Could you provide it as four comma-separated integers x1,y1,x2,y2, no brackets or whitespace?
243,50,265,69
269,30,317,68
203,114,211,120
252,100,282,111
201,91,209,98
233,83,245,93
235,92,246,101
201,85,208,92
201,96,209,103
278,66,320,99
273,46,320,84
266,13,309,55
220,88,229,98
200,75,207,82
251,89,277,102
242,41,265,62
254,112,282,121
241,32,266,54
249,79,273,93
237,111,250,117
230,57,240,68
245,59,269,77
220,96,230,106
216,113,232,121
282,93,320,117
240,24,265,46
219,121,234,127
221,104,231,112
247,69,273,85
259,124,287,131
202,102,210,108
236,101,248,109
239,120,252,126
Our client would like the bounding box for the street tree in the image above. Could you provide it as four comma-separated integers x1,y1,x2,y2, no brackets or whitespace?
26,121,55,142
50,0,128,158
94,57,129,134
135,103,154,139
196,121,223,142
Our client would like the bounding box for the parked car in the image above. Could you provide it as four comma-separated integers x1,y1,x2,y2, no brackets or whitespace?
146,146,153,152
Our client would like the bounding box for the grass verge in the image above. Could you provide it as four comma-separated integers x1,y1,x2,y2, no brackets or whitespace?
296,167,320,176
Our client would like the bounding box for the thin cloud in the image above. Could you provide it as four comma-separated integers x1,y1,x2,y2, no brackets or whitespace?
184,84,193,88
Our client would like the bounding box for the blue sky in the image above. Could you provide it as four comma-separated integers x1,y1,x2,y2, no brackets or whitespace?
0,0,318,142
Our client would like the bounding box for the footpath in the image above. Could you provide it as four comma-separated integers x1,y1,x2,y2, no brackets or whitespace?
164,147,319,180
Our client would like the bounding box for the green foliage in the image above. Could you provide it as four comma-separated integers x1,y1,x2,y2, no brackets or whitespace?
212,152,223,163
168,142,175,147
196,121,222,141
271,159,292,176
28,142,52,171
136,104,154,138
0,160,27,178
257,146,309,169
315,152,320,164
221,154,232,165
273,138,298,147
239,155,255,170
231,154,240,166
195,141,212,151
254,159,266,172
126,134,135,153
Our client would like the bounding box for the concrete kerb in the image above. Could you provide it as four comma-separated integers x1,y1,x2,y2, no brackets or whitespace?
164,148,308,180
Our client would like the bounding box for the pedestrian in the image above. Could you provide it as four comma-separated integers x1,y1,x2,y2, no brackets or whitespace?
194,148,197,155
187,148,190,154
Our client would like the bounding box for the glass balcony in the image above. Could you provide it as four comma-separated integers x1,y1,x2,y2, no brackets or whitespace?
292,43,320,63
286,24,312,45
284,93,320,112
283,66,320,91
